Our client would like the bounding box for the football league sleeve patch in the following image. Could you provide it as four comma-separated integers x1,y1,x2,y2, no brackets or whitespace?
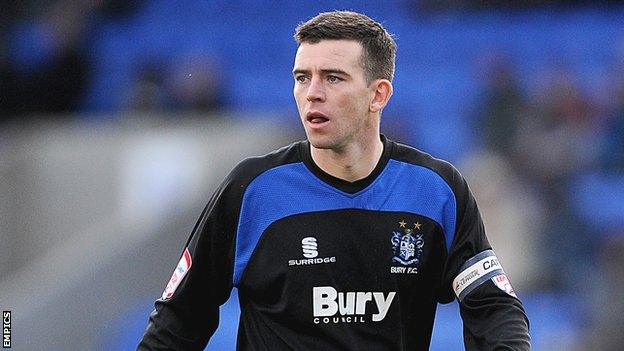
162,247,193,299
452,249,505,301
491,273,517,298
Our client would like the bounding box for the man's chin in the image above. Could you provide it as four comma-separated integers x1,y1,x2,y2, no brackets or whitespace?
310,142,331,150
308,137,335,150
306,131,348,151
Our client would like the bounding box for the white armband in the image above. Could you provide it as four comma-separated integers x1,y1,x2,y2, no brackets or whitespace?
452,249,504,301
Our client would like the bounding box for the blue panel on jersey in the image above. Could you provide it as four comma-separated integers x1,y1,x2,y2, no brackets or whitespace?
233,159,457,285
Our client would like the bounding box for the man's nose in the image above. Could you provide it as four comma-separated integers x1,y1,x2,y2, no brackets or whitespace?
306,77,326,102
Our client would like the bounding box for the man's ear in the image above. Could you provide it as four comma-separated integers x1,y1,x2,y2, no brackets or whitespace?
370,79,393,113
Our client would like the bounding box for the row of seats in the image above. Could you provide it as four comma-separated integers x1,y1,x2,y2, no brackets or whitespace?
75,3,624,160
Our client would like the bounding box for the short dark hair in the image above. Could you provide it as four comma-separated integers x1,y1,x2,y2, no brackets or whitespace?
294,11,396,84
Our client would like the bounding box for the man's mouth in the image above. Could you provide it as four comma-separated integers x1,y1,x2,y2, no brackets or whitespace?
306,111,329,124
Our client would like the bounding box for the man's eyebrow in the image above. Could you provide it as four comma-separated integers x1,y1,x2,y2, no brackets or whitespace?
321,68,349,76
292,69,309,76
292,68,350,76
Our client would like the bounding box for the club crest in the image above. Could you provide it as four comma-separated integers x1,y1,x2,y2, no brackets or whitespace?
391,223,424,266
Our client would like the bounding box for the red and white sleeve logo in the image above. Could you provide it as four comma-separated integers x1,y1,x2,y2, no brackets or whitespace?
491,273,517,298
162,248,192,299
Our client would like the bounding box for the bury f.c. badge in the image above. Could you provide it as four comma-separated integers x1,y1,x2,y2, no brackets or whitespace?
391,221,424,266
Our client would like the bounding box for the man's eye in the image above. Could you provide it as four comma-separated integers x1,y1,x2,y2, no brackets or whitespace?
295,76,308,83
327,75,341,83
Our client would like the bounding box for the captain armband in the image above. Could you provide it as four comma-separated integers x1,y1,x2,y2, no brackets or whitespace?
452,249,504,301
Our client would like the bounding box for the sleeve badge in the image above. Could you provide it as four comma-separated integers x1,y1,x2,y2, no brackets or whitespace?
162,247,192,299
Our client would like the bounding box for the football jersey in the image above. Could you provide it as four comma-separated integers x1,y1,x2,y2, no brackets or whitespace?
138,135,529,350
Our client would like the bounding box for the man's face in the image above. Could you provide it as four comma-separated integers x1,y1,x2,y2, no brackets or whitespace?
293,40,376,150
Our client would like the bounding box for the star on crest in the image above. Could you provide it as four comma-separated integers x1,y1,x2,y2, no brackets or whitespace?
414,222,422,230
398,220,407,228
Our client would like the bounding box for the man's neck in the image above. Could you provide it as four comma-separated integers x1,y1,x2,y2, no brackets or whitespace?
310,136,384,183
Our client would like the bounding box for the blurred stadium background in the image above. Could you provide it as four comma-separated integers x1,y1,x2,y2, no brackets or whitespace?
1,0,624,350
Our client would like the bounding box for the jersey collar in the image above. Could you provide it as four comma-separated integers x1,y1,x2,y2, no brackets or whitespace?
299,134,393,194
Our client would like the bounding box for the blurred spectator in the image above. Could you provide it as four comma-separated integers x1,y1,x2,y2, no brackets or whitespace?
164,53,228,114
580,233,624,351
513,68,602,290
125,54,228,115
460,152,544,291
1,1,96,117
1,7,23,117
126,63,169,113
515,68,600,193
600,81,624,172
0,0,146,119
412,0,624,14
475,59,607,291
477,55,528,161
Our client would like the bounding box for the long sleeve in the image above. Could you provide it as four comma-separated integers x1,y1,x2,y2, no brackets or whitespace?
438,166,531,350
137,173,241,350
460,281,530,350
136,143,303,350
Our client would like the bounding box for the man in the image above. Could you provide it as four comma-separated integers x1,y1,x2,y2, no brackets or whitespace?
138,11,530,350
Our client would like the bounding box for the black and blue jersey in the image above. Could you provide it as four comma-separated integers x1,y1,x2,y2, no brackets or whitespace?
138,135,530,350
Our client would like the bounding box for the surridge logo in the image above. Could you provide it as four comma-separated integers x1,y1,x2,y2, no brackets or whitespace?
288,237,336,266
301,237,318,258
312,286,396,324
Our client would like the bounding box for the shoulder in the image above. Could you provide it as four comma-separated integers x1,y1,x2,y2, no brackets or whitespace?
224,140,304,189
205,141,304,213
390,140,465,192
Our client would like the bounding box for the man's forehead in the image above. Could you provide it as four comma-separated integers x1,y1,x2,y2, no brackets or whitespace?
294,40,363,67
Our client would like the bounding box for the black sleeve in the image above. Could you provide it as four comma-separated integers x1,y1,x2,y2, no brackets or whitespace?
439,167,531,350
460,281,530,350
137,170,242,350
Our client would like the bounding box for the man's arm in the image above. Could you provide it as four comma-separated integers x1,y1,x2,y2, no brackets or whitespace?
137,177,239,350
438,166,530,350
450,248,530,350
460,281,530,350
